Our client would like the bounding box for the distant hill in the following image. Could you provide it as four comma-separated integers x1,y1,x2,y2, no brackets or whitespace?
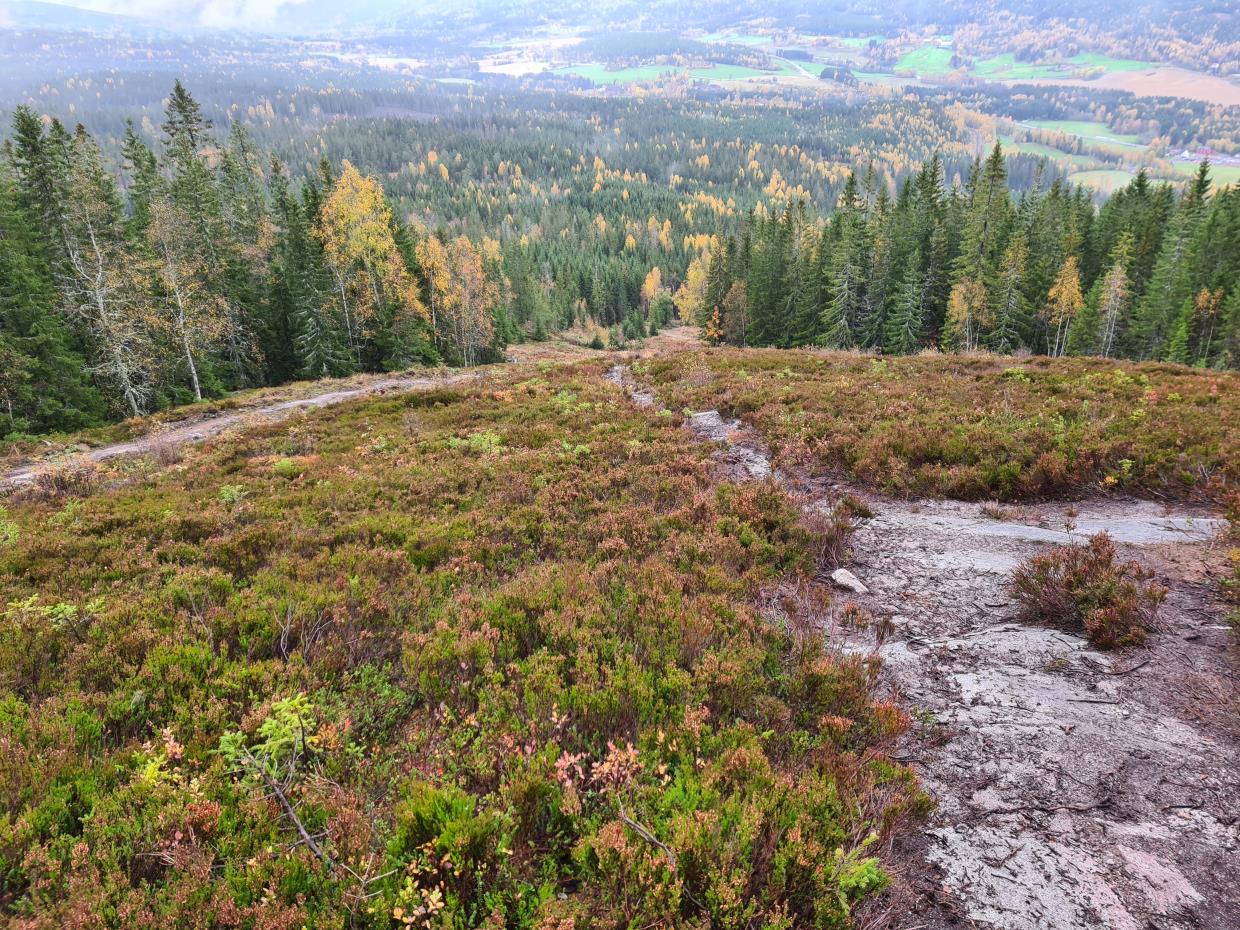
0,0,144,30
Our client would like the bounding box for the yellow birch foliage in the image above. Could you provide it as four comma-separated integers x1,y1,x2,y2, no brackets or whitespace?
316,160,426,334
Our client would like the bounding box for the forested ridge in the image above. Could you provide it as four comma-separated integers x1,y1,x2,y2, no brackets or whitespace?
2,81,1239,442
694,149,1240,367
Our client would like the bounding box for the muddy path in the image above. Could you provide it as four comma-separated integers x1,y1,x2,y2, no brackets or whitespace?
1,371,479,491
607,363,1240,930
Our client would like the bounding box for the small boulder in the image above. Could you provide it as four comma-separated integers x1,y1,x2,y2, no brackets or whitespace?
830,568,869,594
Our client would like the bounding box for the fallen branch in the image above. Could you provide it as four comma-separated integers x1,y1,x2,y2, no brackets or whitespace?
1101,658,1152,676
243,747,334,873
619,804,703,909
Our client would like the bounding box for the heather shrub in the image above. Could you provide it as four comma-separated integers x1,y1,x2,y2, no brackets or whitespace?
641,350,1240,501
1011,532,1167,648
29,456,104,500
0,363,920,928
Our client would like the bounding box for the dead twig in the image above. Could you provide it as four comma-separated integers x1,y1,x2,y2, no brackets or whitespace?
619,804,703,909
242,746,334,873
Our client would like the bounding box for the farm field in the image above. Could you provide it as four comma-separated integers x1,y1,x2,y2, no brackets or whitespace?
1172,160,1240,185
1019,66,1240,106
895,45,954,76
1067,167,1141,193
999,135,1099,168
973,51,1154,80
1024,120,1142,145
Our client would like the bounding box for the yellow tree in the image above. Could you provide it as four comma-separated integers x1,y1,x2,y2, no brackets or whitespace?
414,235,451,335
640,266,663,309
945,276,991,353
316,160,426,361
442,236,499,367
1044,256,1084,357
675,252,709,322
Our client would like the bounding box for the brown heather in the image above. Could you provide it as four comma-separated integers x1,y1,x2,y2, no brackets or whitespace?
0,362,922,930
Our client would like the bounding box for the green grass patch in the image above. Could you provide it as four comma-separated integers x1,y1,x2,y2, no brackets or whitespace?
974,52,1154,81
1171,161,1240,186
1025,120,1142,145
836,35,886,48
895,45,955,76
1069,169,1141,193
1000,135,1100,169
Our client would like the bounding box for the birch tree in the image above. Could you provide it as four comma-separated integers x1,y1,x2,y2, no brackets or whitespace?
59,128,156,417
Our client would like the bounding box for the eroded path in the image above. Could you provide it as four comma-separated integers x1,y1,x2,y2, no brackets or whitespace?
0,371,479,491
841,493,1238,930
609,362,1240,930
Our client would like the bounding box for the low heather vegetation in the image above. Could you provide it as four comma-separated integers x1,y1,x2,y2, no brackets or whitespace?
0,363,921,929
640,349,1240,501
1011,532,1167,648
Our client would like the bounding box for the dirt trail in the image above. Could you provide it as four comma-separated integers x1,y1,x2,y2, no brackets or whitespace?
1,372,477,491
1,327,704,492
607,363,1239,930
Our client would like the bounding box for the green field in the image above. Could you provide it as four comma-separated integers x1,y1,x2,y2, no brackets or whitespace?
974,52,1154,81
895,45,955,76
1172,161,1240,185
837,35,886,48
999,136,1099,169
1071,52,1153,73
1025,120,1142,145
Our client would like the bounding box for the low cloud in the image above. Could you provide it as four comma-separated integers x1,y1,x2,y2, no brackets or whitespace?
66,0,312,29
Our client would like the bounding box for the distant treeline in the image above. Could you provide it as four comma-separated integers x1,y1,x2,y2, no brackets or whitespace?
687,149,1240,368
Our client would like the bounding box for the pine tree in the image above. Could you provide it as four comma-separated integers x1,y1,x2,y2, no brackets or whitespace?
988,235,1029,354
884,252,925,355
0,162,104,433
1129,162,1211,359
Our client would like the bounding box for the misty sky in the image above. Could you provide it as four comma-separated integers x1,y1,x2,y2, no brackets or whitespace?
1,0,445,29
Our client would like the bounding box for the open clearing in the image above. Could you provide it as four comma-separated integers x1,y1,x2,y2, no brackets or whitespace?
896,46,955,77
1024,120,1142,146
3,335,1235,928
1017,67,1240,107
1068,168,1142,193
615,347,1238,930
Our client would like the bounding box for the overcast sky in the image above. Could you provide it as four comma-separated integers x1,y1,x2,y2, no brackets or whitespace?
78,0,307,27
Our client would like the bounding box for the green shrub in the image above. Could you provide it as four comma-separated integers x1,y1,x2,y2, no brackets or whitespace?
1011,532,1167,648
0,363,920,928
0,506,16,547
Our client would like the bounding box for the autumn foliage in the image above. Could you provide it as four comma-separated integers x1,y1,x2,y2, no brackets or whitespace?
0,364,920,928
